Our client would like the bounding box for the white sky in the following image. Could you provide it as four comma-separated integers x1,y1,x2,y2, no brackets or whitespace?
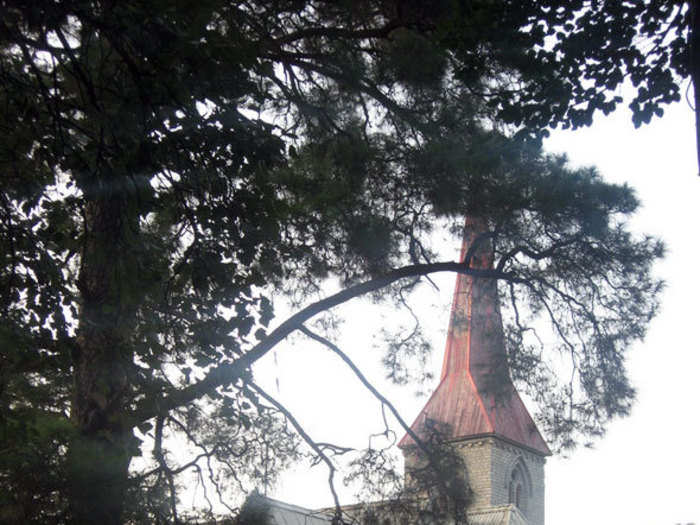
543,101,700,525
250,101,700,525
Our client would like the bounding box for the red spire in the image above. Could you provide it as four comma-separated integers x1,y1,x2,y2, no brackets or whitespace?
398,218,550,456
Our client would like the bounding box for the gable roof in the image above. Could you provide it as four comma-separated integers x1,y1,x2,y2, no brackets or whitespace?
469,504,530,525
247,494,334,525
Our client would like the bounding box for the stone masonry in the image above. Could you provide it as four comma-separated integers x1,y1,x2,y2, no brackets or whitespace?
403,436,545,525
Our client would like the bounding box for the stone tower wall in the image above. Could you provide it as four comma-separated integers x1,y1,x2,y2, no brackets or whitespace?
453,439,494,509
488,438,545,525
402,436,546,525
403,439,494,508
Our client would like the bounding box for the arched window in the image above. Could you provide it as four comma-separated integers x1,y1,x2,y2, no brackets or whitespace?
508,460,531,513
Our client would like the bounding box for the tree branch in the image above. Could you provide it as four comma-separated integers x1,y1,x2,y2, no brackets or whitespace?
131,260,517,423
297,325,463,515
495,235,582,273
246,381,344,521
273,22,401,45
298,325,428,456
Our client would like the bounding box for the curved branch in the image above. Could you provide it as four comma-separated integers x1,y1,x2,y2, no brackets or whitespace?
246,381,344,520
297,325,460,512
131,260,516,423
298,325,430,458
495,235,582,273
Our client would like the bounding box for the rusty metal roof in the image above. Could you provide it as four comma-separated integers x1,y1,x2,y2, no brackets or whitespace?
399,218,550,456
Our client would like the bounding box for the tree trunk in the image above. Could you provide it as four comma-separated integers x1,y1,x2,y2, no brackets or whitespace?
68,191,138,525
690,0,700,175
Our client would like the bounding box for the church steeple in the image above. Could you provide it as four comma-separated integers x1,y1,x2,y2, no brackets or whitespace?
399,217,550,456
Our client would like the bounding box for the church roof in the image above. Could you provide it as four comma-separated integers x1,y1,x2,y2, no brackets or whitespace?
468,504,530,525
258,496,526,525
398,218,550,456
246,494,334,524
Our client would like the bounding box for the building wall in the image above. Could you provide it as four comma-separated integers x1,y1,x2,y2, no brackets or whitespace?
487,438,545,525
403,437,546,525
453,438,494,509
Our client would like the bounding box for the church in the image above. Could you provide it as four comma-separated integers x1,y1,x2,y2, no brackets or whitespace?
251,218,551,525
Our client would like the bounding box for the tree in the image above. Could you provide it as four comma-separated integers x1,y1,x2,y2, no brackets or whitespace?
234,491,272,525
495,0,696,171
0,1,664,523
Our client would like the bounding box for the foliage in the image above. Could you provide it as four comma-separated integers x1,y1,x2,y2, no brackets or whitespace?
482,0,690,132
344,422,473,525
234,491,273,525
0,1,668,523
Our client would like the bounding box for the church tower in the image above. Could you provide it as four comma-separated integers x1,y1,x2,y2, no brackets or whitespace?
398,218,551,525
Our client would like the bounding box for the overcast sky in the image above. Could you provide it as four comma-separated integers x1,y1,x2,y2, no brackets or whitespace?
543,100,699,525
248,100,700,525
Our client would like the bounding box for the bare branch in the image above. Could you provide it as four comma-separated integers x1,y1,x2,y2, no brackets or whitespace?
298,325,429,458
152,416,180,524
246,381,344,520
131,260,517,423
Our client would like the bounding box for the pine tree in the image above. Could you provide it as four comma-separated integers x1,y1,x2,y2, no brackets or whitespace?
0,2,667,522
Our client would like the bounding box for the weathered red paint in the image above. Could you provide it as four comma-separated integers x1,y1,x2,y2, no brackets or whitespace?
398,218,550,456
